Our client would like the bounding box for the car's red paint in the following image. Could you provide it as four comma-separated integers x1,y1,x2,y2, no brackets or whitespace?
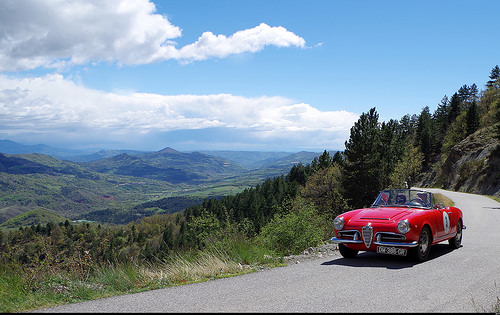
331,189,464,261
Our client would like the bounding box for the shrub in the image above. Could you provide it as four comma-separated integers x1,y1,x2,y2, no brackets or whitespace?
257,198,324,256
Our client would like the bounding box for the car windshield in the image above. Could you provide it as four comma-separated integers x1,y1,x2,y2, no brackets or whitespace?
372,189,433,209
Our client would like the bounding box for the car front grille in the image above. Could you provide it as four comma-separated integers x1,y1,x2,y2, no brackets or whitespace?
362,224,373,248
375,232,406,242
337,230,361,241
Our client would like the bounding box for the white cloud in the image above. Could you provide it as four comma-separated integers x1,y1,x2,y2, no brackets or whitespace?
0,74,358,150
176,23,306,62
0,0,305,71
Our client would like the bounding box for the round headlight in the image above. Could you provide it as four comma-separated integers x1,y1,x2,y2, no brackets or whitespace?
333,217,345,230
397,219,411,234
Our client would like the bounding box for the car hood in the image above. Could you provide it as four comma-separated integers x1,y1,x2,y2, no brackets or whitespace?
348,207,415,223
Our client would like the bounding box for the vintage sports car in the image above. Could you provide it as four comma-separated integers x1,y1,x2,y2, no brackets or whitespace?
331,189,465,261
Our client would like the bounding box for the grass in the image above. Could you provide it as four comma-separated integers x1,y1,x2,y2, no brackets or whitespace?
487,195,500,203
0,241,282,313
434,193,454,207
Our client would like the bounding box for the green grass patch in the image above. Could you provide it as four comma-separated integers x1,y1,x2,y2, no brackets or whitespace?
0,241,270,313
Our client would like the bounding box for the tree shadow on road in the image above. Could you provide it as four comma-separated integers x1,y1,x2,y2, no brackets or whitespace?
321,244,456,270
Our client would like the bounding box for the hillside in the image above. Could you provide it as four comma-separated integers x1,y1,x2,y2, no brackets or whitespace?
0,208,69,230
422,125,500,197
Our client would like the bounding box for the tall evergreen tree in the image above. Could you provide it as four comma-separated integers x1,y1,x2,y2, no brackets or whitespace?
448,93,462,124
342,107,382,208
378,119,406,189
287,163,308,186
486,65,500,88
434,95,449,144
466,101,480,136
318,150,333,169
458,84,479,107
399,114,418,141
458,84,471,103
332,151,344,166
415,106,435,166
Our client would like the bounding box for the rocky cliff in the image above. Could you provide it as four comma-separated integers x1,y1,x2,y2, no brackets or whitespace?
434,126,500,197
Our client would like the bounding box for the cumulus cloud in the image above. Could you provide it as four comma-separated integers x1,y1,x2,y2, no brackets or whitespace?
0,0,305,71
176,23,306,62
0,74,358,150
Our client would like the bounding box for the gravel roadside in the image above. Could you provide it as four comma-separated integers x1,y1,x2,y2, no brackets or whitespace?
283,242,339,265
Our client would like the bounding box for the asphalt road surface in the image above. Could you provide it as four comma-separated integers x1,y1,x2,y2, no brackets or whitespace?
34,189,500,313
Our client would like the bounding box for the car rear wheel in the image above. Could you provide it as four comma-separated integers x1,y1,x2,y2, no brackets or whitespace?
411,226,431,262
448,220,463,249
338,244,359,258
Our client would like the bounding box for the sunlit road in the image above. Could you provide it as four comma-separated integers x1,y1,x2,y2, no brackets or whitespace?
34,189,500,313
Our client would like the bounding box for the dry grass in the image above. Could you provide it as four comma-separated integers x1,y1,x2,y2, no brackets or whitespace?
434,193,454,207
140,249,249,285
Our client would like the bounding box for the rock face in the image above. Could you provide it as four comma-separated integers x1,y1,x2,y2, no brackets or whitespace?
438,127,500,197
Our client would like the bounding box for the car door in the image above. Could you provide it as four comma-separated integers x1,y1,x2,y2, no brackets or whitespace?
432,207,451,240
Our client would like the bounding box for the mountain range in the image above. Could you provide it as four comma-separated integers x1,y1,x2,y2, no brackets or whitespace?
0,140,329,228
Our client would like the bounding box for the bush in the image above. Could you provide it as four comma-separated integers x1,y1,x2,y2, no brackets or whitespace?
257,199,324,256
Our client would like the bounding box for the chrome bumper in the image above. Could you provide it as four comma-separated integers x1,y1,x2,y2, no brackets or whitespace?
330,237,363,244
330,237,419,248
373,240,418,247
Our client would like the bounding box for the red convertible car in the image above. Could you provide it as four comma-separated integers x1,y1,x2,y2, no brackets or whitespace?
331,189,465,261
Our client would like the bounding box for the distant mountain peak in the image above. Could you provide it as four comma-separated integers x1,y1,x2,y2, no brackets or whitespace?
158,147,181,154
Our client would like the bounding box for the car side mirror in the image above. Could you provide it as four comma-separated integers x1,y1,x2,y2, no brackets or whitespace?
435,203,445,209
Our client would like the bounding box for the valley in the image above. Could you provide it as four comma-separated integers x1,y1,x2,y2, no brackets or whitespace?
0,140,326,228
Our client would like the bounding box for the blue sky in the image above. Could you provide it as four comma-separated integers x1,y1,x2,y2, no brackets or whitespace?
1,0,499,152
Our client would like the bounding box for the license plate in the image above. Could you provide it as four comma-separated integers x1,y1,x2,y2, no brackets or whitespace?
377,246,407,256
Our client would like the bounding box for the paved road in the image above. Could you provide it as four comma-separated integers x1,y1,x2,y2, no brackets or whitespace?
34,189,500,313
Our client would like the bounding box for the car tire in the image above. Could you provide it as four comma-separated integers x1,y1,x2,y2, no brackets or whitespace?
338,244,358,258
411,226,431,262
448,220,463,249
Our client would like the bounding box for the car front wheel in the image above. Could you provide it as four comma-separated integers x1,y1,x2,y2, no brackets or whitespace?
411,226,431,262
448,220,463,249
338,244,359,258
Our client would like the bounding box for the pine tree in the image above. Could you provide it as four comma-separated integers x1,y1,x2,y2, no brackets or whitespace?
318,150,333,169
448,93,462,124
342,107,382,208
287,163,308,185
378,119,406,188
415,106,435,166
466,101,480,136
486,65,500,88
162,223,174,250
434,95,450,148
332,151,344,165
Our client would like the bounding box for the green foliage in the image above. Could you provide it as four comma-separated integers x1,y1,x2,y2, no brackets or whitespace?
466,101,481,136
183,175,299,236
300,164,349,221
388,142,424,189
341,108,412,208
448,92,462,125
257,198,324,256
185,210,222,249
486,65,500,88
415,106,436,166
0,264,29,313
0,208,68,230
287,162,310,186
342,108,383,208
441,111,468,160
378,119,407,188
